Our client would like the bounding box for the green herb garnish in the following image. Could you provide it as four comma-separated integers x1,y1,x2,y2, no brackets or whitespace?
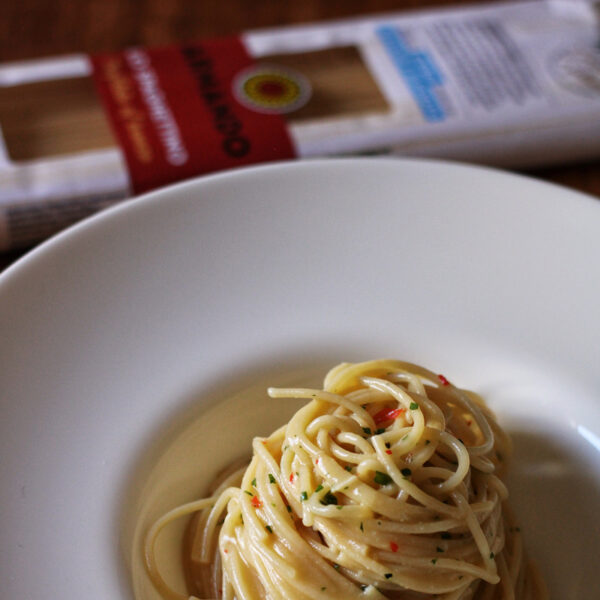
320,491,338,505
374,471,392,485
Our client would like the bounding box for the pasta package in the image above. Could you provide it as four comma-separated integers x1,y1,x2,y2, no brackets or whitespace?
144,360,548,600
1,0,600,250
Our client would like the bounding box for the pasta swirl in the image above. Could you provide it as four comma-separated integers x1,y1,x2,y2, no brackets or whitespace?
145,359,547,599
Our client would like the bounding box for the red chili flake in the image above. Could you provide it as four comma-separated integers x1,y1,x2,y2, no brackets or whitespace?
385,449,392,455
289,473,294,483
223,549,229,554
373,407,405,425
251,496,263,509
438,374,450,386
315,458,320,465
261,440,267,445
390,541,399,552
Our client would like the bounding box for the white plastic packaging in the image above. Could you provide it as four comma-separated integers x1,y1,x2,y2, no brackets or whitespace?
1,0,599,250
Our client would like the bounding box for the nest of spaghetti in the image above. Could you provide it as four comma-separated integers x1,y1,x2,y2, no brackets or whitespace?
145,359,547,600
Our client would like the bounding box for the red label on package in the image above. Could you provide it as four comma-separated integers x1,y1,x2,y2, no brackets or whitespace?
90,38,297,194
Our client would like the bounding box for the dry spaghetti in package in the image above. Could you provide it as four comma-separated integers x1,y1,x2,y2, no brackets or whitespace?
1,0,600,250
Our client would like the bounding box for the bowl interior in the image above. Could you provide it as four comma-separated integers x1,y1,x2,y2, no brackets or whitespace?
0,158,599,600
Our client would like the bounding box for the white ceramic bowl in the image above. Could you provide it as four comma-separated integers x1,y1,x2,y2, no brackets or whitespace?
1,158,599,600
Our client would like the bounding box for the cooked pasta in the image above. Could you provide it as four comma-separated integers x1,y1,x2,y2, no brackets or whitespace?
144,359,547,599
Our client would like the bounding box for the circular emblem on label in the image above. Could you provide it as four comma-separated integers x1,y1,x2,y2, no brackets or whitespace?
233,65,312,114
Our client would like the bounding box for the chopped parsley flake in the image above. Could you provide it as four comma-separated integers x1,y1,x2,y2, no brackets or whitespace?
300,491,308,501
345,465,353,472
244,490,253,496
251,478,256,487
320,491,338,506
490,552,495,559
315,484,324,493
360,522,364,531
286,505,292,513
362,427,372,435
384,573,392,579
375,428,386,435
410,402,419,410
431,558,438,565
268,473,276,484
333,563,340,570
374,471,393,486
385,442,391,448
401,468,412,477
265,525,273,533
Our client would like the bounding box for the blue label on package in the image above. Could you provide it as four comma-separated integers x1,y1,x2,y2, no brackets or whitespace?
377,26,446,122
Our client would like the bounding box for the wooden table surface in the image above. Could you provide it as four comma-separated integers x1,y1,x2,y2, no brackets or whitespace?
1,0,599,270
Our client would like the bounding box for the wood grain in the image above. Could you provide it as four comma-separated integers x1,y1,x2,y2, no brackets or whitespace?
0,0,598,267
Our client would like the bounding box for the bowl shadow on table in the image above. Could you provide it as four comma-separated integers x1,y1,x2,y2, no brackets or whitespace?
506,429,600,599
